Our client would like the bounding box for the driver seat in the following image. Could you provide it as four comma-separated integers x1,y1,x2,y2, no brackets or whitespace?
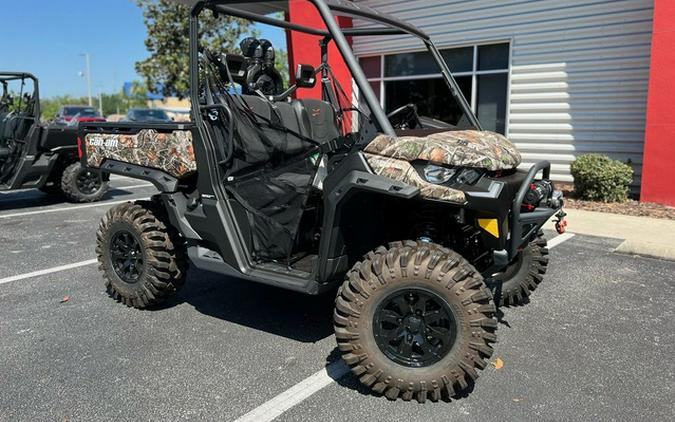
239,95,341,148
293,99,340,145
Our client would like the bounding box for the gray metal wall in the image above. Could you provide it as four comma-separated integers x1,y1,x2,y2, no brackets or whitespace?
353,0,654,184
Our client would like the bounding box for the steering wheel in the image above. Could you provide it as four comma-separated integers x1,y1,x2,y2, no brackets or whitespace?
387,103,423,130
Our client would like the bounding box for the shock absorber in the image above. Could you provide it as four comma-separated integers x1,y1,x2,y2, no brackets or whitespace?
414,205,439,243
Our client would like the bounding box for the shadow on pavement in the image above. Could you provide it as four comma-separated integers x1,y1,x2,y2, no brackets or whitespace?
158,268,337,343
0,186,142,212
324,347,476,403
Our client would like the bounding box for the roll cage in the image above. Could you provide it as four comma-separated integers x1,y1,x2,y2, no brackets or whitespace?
0,72,40,119
187,0,482,136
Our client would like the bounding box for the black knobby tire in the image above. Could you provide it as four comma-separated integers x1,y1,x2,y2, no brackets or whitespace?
61,162,108,203
488,231,549,307
96,201,187,309
334,241,497,403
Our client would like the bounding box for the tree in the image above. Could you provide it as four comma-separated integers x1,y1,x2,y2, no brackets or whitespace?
275,48,290,85
102,85,147,116
38,82,148,121
135,0,258,98
40,96,88,121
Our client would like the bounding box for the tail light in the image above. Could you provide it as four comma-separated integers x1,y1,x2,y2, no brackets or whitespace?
77,137,83,159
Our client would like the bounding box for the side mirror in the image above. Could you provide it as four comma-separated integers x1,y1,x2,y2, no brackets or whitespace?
295,64,316,89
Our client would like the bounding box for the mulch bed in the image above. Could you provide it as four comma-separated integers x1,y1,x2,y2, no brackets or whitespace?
556,183,675,221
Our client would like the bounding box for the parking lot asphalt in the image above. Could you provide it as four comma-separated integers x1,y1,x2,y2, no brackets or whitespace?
0,181,673,421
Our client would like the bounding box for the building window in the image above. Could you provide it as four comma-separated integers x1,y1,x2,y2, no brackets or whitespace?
360,42,510,134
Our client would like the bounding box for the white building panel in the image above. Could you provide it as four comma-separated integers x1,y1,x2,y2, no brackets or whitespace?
354,0,654,184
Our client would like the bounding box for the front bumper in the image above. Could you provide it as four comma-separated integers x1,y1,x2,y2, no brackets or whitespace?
507,160,564,259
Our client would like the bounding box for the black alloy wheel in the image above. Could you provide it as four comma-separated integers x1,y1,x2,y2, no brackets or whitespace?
97,202,187,309
334,241,497,403
110,230,145,283
61,162,108,202
76,168,103,195
374,288,457,368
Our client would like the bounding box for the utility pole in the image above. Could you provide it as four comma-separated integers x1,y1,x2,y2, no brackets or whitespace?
98,91,103,117
113,71,120,115
79,53,93,106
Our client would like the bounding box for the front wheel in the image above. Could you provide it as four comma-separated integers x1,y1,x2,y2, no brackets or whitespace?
486,230,549,307
96,202,187,309
61,162,108,203
334,241,497,403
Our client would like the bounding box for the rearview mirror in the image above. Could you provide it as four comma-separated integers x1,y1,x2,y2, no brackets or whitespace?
295,64,316,89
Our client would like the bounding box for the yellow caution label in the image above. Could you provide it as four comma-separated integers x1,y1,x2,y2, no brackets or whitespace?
478,218,500,238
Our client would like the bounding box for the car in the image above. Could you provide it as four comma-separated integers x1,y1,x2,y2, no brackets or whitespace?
0,72,108,202
55,105,99,124
80,0,566,403
124,108,172,123
66,110,107,127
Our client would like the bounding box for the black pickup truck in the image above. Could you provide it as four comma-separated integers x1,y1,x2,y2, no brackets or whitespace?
0,72,107,202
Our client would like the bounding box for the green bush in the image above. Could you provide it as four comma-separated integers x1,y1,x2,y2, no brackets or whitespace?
570,154,633,202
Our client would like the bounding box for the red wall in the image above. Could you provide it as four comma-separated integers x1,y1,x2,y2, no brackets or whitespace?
286,0,352,101
641,0,675,206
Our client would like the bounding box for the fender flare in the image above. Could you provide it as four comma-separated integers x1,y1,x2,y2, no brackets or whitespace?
317,165,420,282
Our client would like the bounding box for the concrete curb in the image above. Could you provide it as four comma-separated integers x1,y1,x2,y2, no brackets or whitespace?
614,240,675,261
545,208,675,261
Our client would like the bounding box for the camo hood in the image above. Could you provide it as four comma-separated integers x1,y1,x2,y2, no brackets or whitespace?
364,153,466,203
364,130,521,171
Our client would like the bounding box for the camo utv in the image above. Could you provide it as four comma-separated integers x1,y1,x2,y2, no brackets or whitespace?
0,72,108,202
82,0,566,403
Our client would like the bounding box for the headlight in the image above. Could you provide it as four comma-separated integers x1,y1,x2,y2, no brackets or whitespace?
455,168,483,185
423,164,456,184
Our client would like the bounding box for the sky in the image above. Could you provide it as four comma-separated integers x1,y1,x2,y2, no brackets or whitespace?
0,0,286,98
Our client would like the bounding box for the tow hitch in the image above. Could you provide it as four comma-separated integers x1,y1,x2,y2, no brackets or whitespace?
554,209,568,234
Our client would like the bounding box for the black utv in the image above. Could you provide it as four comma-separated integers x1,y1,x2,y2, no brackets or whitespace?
82,0,566,403
0,72,107,202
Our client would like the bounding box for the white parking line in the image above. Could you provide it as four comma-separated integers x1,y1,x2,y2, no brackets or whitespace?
112,183,154,190
0,197,150,219
234,231,577,422
0,183,153,204
0,259,98,285
547,232,575,249
233,361,350,422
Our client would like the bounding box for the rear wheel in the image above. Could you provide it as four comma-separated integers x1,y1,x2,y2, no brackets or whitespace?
487,231,549,306
96,202,187,309
61,162,108,203
334,241,497,403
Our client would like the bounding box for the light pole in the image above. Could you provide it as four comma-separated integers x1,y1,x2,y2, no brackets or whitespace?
79,53,92,106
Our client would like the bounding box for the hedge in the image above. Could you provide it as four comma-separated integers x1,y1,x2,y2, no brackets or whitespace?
570,154,633,203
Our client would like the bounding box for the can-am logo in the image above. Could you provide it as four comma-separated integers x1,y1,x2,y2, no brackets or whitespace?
88,136,118,148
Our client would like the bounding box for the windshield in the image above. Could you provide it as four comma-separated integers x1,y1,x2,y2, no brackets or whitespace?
78,109,100,117
64,106,96,116
132,109,170,120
